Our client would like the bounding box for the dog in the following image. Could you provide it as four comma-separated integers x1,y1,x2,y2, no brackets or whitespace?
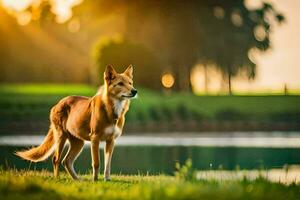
16,65,137,181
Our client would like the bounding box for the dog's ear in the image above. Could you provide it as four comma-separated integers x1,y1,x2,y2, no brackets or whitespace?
124,64,133,78
104,65,117,83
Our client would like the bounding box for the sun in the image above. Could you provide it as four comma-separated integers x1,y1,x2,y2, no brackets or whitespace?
1,0,33,11
0,0,84,24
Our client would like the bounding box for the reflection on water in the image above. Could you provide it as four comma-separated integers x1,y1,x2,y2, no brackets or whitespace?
1,132,300,147
1,145,300,175
197,167,300,184
0,133,300,174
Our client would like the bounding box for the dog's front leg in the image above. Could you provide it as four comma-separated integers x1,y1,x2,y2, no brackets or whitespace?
91,139,100,181
104,139,115,181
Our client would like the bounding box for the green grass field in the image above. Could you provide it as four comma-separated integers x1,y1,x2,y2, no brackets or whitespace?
0,84,300,134
0,170,299,200
0,84,299,123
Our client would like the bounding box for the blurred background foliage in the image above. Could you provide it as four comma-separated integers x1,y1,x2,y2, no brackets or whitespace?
1,0,299,134
0,0,284,93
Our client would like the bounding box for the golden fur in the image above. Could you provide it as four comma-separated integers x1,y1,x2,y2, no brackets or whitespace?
16,65,137,181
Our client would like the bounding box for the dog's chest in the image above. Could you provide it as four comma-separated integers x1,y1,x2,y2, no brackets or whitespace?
113,100,126,118
103,124,122,139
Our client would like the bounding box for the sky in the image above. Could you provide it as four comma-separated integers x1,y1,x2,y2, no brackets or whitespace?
233,0,300,92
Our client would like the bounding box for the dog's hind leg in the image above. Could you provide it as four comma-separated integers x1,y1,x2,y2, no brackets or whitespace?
62,135,84,180
52,133,67,178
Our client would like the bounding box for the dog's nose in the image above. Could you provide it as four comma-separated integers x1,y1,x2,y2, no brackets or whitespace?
131,89,137,96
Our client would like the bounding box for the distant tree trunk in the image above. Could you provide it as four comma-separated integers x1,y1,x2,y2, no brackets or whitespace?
173,67,180,91
204,64,209,94
185,66,192,92
284,83,288,96
228,72,232,95
172,64,192,92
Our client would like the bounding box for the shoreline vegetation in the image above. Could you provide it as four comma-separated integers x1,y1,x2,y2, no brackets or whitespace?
0,84,300,135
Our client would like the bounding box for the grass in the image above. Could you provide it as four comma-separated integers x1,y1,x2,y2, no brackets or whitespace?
0,84,96,95
0,170,299,200
0,83,300,125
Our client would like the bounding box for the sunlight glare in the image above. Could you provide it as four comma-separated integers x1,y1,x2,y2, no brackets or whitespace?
1,0,83,24
1,0,33,11
190,64,223,94
51,0,83,23
16,11,32,25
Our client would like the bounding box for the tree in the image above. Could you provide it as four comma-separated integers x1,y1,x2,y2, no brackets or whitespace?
196,1,285,94
1,0,284,92
124,0,284,93
92,39,163,89
125,1,200,91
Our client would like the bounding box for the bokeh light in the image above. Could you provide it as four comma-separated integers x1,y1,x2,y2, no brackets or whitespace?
16,11,32,26
161,73,175,88
248,47,260,63
244,0,263,10
213,6,225,19
254,25,267,41
68,18,80,33
231,10,243,27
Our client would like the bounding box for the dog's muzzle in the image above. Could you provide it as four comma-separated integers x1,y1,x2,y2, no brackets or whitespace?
131,89,138,97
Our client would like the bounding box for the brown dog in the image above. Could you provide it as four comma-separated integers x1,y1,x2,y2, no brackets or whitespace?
16,65,137,181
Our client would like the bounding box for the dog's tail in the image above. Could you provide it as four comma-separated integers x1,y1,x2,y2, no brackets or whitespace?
15,128,55,162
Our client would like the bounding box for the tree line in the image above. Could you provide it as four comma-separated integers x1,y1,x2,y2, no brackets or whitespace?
93,0,284,93
0,0,284,93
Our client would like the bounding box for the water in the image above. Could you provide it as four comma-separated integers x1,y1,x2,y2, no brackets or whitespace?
0,132,300,175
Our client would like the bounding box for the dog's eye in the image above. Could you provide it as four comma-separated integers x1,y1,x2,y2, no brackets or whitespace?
118,82,124,86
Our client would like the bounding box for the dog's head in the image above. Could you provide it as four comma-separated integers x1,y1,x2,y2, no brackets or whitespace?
104,64,137,99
